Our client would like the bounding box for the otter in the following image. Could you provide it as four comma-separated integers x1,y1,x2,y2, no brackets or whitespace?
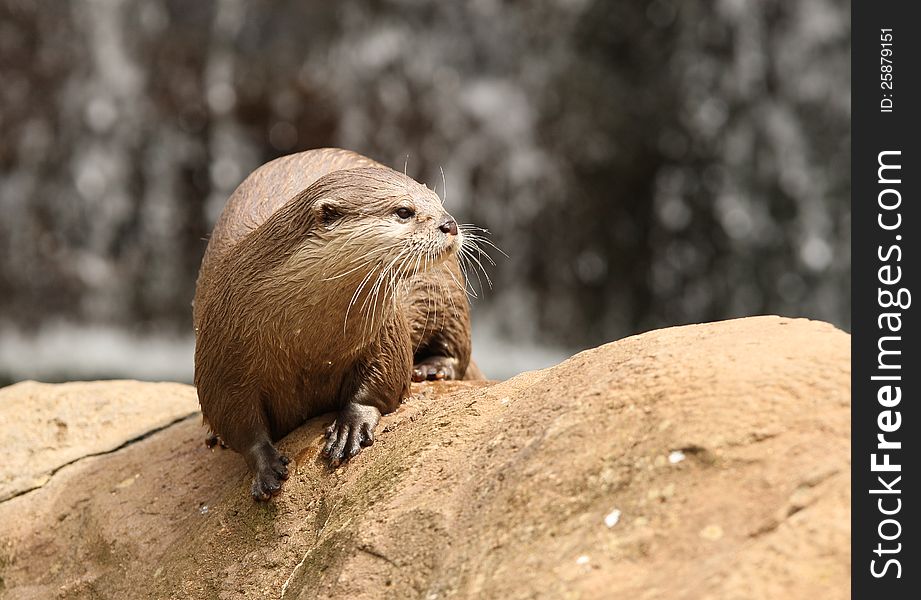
193,148,483,500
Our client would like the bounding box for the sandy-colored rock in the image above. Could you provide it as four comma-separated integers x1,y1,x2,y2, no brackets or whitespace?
0,380,199,501
0,316,850,599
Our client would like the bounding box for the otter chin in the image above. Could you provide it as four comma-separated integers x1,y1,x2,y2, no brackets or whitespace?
193,148,483,500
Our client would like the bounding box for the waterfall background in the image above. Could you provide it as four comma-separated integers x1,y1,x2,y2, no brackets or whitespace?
0,0,850,384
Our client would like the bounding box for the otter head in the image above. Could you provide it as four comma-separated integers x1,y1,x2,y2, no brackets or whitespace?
307,167,462,279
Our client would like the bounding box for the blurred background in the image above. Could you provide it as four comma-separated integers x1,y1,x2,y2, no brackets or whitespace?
0,0,850,384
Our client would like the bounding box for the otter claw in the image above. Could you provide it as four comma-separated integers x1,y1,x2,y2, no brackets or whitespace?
205,434,228,450
412,356,457,382
322,403,381,467
248,441,290,501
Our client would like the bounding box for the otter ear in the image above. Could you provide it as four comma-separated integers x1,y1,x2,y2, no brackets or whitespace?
313,198,344,227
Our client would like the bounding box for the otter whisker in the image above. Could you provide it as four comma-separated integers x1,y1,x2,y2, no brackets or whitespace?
393,245,417,290
426,248,439,332
458,228,501,259
361,262,394,333
387,247,413,290
409,245,424,287
457,246,486,295
460,245,494,298
321,252,383,285
454,249,480,299
331,244,398,331
462,240,502,265
435,254,455,328
360,246,412,336
430,252,450,330
455,223,502,297
467,245,497,271
416,249,433,340
439,166,447,206
347,243,406,335
320,241,401,281
363,246,410,313
429,250,441,331
464,249,494,290
407,247,431,355
344,261,382,334
442,263,469,301
384,248,415,324
458,230,507,259
318,227,376,279
462,238,497,275
417,247,441,344
385,253,410,310
434,263,460,327
385,246,417,320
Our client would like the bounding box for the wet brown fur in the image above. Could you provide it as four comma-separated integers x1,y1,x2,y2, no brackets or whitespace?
193,149,474,495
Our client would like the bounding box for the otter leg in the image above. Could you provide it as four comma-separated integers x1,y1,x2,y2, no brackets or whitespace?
323,315,412,467
246,435,291,501
411,317,471,381
200,386,290,500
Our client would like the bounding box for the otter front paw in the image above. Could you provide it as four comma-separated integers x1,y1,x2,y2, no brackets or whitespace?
249,443,290,501
412,355,458,382
322,402,381,467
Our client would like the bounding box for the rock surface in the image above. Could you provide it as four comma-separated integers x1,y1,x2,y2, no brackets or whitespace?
0,380,199,501
0,316,850,599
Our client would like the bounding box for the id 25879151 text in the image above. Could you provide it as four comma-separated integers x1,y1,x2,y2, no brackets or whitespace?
880,28,894,113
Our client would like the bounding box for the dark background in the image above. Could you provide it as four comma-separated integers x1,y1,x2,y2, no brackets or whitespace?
851,1,916,596
0,0,850,382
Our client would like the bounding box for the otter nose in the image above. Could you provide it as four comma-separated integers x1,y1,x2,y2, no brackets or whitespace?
438,219,458,236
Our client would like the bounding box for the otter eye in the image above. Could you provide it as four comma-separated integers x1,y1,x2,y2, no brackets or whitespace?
395,207,415,220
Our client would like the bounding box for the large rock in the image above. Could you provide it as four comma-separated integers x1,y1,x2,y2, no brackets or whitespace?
0,316,850,599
